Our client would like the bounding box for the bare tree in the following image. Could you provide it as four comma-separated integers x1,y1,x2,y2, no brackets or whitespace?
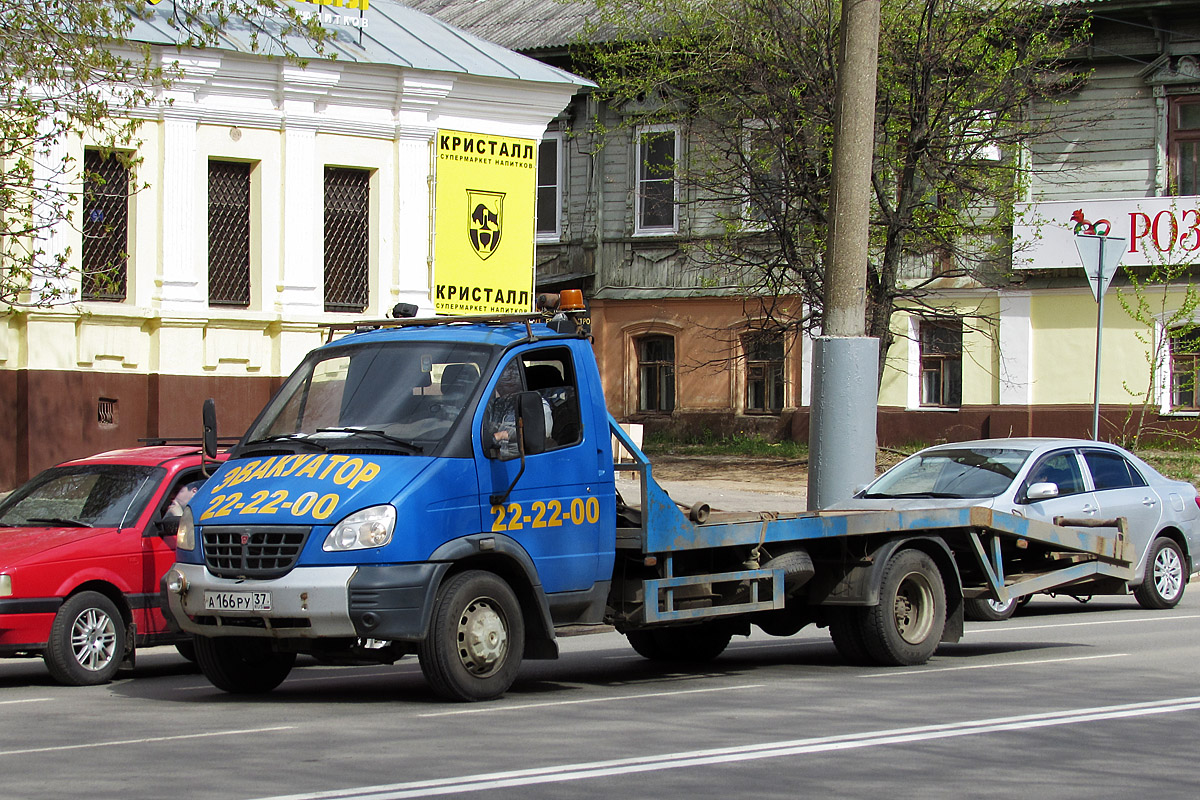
583,0,1087,380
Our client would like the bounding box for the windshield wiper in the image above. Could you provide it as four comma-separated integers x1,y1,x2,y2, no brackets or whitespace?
316,427,423,454
241,433,329,452
25,516,89,527
861,491,967,500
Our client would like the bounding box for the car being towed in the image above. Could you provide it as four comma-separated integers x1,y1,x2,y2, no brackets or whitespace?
829,438,1200,620
0,445,225,685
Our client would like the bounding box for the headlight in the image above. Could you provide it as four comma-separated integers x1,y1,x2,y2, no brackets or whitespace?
0,574,11,597
323,505,396,552
177,507,196,551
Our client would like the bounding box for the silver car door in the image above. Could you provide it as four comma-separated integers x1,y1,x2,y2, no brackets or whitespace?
1082,448,1162,576
1016,449,1100,525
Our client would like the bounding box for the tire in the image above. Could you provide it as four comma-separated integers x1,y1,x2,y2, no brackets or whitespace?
193,636,295,694
175,639,197,662
827,607,874,666
1134,537,1187,610
964,595,1018,622
861,549,947,666
418,571,525,702
44,591,127,686
626,624,733,663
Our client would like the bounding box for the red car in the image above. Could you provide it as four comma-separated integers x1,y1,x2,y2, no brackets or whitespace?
0,444,225,685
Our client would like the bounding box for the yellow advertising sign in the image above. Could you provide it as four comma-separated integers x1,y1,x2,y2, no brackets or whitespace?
434,129,537,314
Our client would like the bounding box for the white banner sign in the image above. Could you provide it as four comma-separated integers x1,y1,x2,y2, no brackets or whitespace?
1013,196,1200,269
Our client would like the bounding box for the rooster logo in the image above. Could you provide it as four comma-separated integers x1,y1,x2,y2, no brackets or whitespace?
1070,209,1112,236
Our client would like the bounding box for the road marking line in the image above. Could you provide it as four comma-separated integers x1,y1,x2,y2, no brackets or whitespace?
417,683,765,718
987,613,1200,633
250,696,1200,800
0,698,51,706
0,725,295,757
859,652,1128,677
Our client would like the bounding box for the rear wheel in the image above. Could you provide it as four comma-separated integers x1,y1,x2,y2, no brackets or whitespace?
419,571,524,702
964,595,1018,622
626,624,733,663
44,591,126,686
861,549,946,666
1134,537,1187,609
827,607,874,665
194,636,295,694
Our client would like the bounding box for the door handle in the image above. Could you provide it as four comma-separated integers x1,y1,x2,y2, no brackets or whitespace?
1143,497,1158,507
1081,504,1096,514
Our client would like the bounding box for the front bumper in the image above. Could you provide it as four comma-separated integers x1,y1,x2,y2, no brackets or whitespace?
165,562,448,642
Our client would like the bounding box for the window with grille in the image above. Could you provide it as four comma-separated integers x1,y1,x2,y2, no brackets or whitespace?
1170,327,1200,410
744,331,785,413
1171,97,1200,196
324,167,370,313
81,150,129,302
208,161,251,307
536,136,562,240
920,319,963,407
637,334,676,413
635,126,678,233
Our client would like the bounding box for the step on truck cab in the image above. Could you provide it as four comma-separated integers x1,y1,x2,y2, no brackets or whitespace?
165,298,1136,701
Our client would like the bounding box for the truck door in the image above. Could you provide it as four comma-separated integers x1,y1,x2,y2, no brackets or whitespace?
474,346,605,593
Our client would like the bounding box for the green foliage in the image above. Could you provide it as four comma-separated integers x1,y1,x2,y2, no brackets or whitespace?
1114,214,1200,449
580,0,1086,371
0,0,329,307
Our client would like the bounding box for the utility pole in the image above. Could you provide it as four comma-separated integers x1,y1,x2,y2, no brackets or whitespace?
808,0,882,509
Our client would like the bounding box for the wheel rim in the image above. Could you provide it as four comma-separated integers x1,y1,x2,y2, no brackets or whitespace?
456,596,508,677
893,572,936,644
71,608,118,673
988,597,1014,614
1153,546,1184,601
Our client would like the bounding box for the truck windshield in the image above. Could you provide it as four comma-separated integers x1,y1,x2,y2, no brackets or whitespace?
0,465,162,529
861,448,1031,499
244,340,494,454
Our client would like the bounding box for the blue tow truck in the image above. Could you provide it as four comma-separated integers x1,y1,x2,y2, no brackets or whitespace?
164,294,1134,701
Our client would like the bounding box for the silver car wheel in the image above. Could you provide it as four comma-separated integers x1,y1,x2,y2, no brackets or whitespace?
1152,545,1184,602
71,607,119,673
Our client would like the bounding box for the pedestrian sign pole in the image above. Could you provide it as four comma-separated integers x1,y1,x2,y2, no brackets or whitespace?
1073,233,1125,440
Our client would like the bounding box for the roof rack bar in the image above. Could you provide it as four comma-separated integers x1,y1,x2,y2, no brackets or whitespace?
321,313,546,342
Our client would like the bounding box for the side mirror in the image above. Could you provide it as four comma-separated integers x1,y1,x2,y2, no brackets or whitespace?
516,391,546,456
156,517,181,537
1024,482,1060,502
202,398,218,461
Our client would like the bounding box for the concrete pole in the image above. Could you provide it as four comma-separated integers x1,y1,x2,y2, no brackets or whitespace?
808,0,882,510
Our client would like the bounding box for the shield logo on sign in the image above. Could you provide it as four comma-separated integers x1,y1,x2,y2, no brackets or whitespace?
467,190,504,260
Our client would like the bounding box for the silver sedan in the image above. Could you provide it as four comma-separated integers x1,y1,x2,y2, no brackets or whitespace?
830,438,1200,619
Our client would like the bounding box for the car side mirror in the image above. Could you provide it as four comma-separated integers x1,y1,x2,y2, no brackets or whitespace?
156,517,181,537
1024,482,1060,502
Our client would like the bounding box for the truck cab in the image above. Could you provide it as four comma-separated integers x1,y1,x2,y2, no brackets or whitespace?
166,315,616,699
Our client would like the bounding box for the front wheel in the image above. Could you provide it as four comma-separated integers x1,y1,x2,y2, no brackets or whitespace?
193,636,295,694
419,571,525,702
861,549,946,666
1134,537,1187,609
964,594,1018,622
44,591,127,686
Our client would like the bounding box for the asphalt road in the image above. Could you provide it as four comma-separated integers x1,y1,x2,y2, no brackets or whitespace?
2,592,1199,799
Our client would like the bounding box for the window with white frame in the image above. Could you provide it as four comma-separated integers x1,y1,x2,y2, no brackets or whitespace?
1170,327,1200,410
741,122,779,228
919,318,963,407
536,134,562,240
635,125,678,234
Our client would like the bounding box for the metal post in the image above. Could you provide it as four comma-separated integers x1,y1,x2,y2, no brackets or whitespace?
1091,237,1104,440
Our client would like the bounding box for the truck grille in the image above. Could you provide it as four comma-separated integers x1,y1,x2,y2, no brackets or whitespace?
201,525,311,579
